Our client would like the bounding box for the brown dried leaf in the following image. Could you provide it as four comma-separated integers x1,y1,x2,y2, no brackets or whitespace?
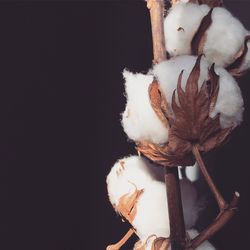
226,36,250,77
208,64,219,113
199,115,221,144
191,8,213,55
152,238,170,250
171,56,229,151
172,56,209,141
137,137,194,167
199,126,232,152
149,81,170,129
116,188,144,224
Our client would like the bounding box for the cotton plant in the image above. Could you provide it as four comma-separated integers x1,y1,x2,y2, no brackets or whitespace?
122,55,243,166
164,1,250,77
106,0,244,249
106,156,215,250
120,54,242,249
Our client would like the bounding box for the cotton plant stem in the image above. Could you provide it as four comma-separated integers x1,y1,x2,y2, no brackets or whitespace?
192,145,226,210
106,228,135,250
165,168,187,250
147,1,186,249
147,0,167,63
189,145,240,249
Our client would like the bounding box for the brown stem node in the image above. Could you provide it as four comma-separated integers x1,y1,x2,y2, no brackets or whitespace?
190,145,240,248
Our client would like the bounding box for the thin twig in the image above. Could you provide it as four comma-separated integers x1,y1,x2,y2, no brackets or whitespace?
189,145,240,249
192,146,226,210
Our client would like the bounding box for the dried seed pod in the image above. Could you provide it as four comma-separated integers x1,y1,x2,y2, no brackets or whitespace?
137,56,243,167
164,2,250,76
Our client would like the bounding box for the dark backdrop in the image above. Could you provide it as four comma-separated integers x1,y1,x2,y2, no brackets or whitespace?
1,1,250,249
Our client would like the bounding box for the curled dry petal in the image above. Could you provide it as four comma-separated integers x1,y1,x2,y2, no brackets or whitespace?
191,8,213,56
226,36,250,77
191,7,250,78
115,188,144,225
137,56,232,167
134,236,170,250
149,81,170,129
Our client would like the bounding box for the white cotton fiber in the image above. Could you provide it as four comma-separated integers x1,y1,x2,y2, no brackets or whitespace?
164,2,210,56
203,7,247,67
164,2,249,68
153,55,209,103
211,67,244,128
106,156,199,241
106,156,164,207
153,55,244,129
121,70,169,144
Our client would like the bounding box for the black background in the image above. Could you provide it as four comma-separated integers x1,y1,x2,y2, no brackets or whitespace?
1,1,250,249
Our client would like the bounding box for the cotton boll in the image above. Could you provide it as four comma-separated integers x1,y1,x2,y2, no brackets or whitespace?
164,3,249,69
153,55,209,106
203,7,247,67
187,229,216,249
153,55,244,129
120,179,198,240
107,155,199,242
211,67,244,128
121,70,169,144
164,3,210,56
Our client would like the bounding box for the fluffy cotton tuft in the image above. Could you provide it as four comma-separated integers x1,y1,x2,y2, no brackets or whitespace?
164,2,249,68
121,70,169,144
164,2,210,56
106,156,199,241
106,155,164,207
210,67,244,128
203,7,247,67
153,55,244,128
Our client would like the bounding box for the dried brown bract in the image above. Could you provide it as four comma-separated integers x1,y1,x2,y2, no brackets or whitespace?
137,56,232,167
226,36,250,77
134,236,170,250
191,8,213,56
115,188,144,224
191,9,250,77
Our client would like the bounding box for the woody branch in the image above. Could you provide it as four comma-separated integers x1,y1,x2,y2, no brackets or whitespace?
147,1,186,250
189,145,239,249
